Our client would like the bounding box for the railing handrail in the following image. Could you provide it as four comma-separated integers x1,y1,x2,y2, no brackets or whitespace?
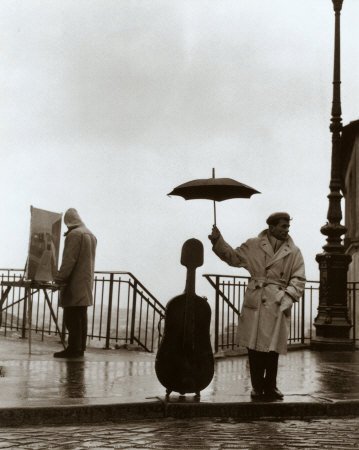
0,269,165,353
204,273,358,353
203,275,241,315
2,268,357,354
202,274,359,286
125,272,165,312
0,269,166,313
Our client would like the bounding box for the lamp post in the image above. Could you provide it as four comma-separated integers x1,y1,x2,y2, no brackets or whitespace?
311,0,354,350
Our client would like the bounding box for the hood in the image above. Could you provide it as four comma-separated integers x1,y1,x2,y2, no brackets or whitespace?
64,208,84,228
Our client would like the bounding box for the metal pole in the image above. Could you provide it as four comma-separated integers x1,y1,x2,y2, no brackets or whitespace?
105,273,114,349
212,168,217,226
301,290,305,345
27,287,32,355
21,288,27,339
214,276,220,353
353,283,357,345
312,0,354,350
130,280,138,345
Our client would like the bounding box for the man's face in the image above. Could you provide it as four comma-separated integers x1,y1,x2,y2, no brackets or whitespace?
269,219,290,241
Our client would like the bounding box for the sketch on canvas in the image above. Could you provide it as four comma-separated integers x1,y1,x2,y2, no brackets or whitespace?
25,206,62,282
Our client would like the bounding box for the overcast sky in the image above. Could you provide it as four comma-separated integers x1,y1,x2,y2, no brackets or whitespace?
1,0,359,302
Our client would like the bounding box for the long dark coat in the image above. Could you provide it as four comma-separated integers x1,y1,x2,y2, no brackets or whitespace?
56,224,97,307
213,230,306,354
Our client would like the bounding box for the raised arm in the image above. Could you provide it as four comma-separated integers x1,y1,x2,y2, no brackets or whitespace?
209,226,249,269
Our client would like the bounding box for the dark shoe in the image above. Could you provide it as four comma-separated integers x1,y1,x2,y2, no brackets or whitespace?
250,389,264,400
264,387,284,400
53,349,84,358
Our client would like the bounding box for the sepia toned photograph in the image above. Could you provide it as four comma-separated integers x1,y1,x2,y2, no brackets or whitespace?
0,0,358,448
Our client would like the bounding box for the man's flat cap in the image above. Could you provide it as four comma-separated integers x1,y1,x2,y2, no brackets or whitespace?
266,212,291,225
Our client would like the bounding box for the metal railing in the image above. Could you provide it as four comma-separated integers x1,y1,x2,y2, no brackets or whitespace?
203,274,358,353
1,269,357,354
0,269,165,353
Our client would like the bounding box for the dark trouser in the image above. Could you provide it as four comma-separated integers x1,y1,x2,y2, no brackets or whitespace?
247,349,279,392
63,306,88,353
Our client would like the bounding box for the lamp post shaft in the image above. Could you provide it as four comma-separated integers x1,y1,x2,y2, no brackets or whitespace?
311,0,354,350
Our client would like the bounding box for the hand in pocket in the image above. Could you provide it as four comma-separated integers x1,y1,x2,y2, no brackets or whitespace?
279,295,293,317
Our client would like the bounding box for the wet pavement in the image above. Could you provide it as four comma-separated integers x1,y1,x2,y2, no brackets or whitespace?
0,418,358,449
0,335,359,425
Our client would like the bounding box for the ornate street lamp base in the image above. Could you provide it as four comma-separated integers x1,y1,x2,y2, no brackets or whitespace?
311,252,354,350
311,336,355,351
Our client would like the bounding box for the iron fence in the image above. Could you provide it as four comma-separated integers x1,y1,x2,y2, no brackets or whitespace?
1,269,357,354
0,270,165,352
203,274,358,353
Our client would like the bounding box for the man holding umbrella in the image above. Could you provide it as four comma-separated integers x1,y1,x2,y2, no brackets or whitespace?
209,212,305,400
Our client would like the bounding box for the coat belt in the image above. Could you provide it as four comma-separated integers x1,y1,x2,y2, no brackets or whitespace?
248,277,287,289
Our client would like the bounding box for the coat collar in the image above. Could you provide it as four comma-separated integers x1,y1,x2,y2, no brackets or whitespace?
258,230,295,268
64,225,80,237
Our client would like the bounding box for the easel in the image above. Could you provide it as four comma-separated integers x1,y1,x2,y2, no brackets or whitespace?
0,280,66,354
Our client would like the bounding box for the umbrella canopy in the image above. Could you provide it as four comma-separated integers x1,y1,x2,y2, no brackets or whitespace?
168,171,260,226
168,177,260,202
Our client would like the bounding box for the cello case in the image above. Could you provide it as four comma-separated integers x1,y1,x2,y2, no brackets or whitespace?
155,238,214,398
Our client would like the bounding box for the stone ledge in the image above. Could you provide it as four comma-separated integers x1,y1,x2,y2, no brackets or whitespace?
1,400,358,426
165,400,359,420
0,401,164,427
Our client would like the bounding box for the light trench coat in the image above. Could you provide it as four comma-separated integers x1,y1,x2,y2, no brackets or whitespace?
213,230,306,354
56,224,97,308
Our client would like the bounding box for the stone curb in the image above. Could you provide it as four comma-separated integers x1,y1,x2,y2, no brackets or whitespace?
1,400,359,426
165,400,359,420
0,402,164,427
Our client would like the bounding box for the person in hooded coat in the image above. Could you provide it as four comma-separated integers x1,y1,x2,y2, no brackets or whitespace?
53,208,97,358
209,212,305,400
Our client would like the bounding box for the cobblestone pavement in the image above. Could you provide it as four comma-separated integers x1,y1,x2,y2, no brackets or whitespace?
0,418,358,449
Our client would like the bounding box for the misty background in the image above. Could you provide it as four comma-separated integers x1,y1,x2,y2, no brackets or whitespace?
1,0,358,304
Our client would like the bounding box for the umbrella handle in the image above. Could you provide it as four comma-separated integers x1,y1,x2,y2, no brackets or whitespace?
213,200,216,227
212,168,216,226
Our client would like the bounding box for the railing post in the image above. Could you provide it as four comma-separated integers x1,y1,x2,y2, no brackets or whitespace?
0,290,3,328
214,276,220,353
130,279,138,345
105,273,114,350
301,291,305,345
21,289,27,339
352,282,356,345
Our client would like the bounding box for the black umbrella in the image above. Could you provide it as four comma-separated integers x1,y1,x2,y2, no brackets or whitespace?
168,169,260,225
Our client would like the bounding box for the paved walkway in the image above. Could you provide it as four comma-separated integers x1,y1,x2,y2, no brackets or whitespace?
0,335,359,426
0,418,358,449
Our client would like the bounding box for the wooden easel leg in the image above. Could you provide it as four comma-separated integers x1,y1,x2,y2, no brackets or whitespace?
43,290,66,349
0,286,12,310
0,286,11,327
